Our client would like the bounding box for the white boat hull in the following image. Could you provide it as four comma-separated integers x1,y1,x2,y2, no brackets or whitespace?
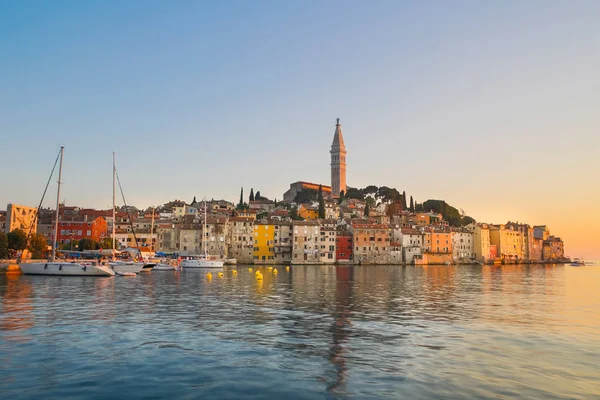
153,263,179,271
20,262,115,277
181,259,224,269
110,262,144,274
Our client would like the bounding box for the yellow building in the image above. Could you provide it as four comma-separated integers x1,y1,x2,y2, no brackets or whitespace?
489,224,524,262
298,204,319,220
6,203,38,234
238,209,258,220
253,221,275,263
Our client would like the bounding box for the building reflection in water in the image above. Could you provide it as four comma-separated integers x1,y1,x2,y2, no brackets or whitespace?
326,265,354,394
0,274,35,341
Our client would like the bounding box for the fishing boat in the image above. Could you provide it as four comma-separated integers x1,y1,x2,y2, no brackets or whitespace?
19,147,114,277
181,198,224,269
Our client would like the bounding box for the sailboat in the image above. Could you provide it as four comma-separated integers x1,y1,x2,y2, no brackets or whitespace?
108,152,144,274
19,147,115,277
180,198,224,269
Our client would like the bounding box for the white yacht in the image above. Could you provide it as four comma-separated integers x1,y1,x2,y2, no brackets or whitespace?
181,198,224,269
19,147,115,277
21,261,114,276
180,256,224,269
110,261,145,274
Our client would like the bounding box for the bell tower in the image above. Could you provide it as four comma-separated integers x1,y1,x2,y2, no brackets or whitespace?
330,118,347,197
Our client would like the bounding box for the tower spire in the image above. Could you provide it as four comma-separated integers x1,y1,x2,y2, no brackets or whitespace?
330,118,347,197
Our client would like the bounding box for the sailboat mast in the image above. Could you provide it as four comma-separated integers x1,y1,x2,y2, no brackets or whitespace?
150,206,155,252
112,152,116,260
51,146,64,262
204,198,207,258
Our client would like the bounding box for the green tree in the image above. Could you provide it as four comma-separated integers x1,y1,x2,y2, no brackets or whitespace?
249,188,255,202
28,234,48,259
99,237,113,249
7,229,27,251
255,190,261,200
345,187,364,200
237,187,244,209
290,206,303,221
402,191,407,209
338,190,345,204
78,238,97,251
364,202,370,217
410,196,414,212
461,216,476,226
318,185,325,219
0,232,8,259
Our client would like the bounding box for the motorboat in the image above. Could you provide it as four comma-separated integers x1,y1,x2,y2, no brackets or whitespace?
570,258,586,266
224,258,238,265
153,263,180,271
180,257,224,269
20,261,115,277
110,261,144,274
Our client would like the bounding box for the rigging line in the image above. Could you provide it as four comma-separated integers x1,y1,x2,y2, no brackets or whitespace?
115,169,140,250
24,148,62,254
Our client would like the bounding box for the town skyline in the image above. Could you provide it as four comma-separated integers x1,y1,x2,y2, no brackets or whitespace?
1,1,599,259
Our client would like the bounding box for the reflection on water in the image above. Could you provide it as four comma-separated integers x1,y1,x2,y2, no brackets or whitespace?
1,264,599,399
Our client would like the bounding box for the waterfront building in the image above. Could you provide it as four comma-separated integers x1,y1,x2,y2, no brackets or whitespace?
399,227,422,264
330,118,347,197
451,229,474,262
319,219,337,264
156,222,179,253
335,230,353,262
533,225,550,241
178,221,203,255
206,217,229,258
528,227,544,262
292,220,321,264
253,221,275,263
543,236,564,261
5,203,38,234
423,228,452,254
467,223,492,263
489,224,525,262
56,215,108,246
228,217,255,264
273,221,293,264
352,223,393,264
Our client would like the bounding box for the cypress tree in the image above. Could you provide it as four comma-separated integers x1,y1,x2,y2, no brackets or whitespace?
249,188,255,202
238,187,244,209
364,202,370,217
402,191,407,209
255,191,261,200
410,196,414,212
318,185,325,219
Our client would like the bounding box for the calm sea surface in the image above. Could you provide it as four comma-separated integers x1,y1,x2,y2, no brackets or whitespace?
1,264,599,399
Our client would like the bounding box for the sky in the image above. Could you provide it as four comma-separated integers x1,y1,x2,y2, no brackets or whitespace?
1,1,599,259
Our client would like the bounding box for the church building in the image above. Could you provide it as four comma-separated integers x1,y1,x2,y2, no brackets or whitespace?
283,118,348,202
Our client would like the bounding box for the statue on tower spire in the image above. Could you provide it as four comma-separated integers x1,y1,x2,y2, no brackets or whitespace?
336,118,340,125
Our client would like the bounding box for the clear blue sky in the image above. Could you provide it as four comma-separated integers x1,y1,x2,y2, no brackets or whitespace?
1,1,599,257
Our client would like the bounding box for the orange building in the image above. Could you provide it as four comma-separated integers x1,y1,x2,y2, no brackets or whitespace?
56,216,108,245
422,228,453,254
298,204,319,220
